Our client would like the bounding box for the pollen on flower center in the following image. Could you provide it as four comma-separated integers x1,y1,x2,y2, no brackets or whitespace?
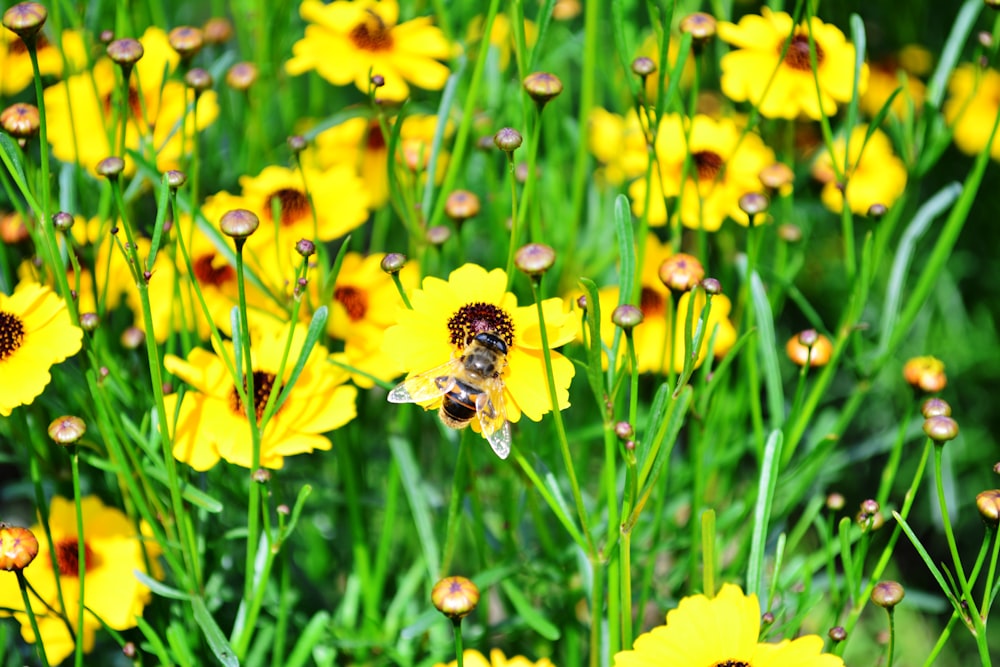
782,32,823,71
447,302,515,349
350,11,394,52
639,287,665,317
713,661,751,667
54,537,96,577
334,285,368,321
0,310,26,361
693,150,724,180
263,188,312,226
231,370,282,421
193,253,235,287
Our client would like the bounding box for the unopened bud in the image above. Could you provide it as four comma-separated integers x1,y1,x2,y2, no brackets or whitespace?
923,415,959,443
514,243,556,276
431,576,480,621
611,304,643,331
47,415,86,445
871,581,905,608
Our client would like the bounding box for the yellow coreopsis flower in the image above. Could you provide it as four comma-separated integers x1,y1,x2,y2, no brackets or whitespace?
42,26,218,174
583,235,736,374
629,114,775,231
383,263,577,427
466,13,538,72
311,114,452,209
860,48,929,119
238,164,370,245
286,0,453,101
811,126,907,215
944,64,1000,160
587,107,650,186
164,324,358,470
0,496,161,666
0,27,86,95
718,9,867,119
614,584,843,667
0,281,82,416
435,649,556,667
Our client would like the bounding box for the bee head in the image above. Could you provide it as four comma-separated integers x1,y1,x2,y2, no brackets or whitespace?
474,331,508,355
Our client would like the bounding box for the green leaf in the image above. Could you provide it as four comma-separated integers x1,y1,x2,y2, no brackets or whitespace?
284,611,330,667
614,194,636,307
192,596,240,666
750,271,784,429
134,570,192,601
388,434,440,578
500,579,561,640
746,430,783,596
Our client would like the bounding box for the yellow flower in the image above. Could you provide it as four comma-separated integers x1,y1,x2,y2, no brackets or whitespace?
0,281,82,416
43,26,219,174
585,235,735,374
629,114,775,231
466,13,538,72
635,33,695,101
311,113,451,209
860,51,927,119
286,0,453,101
0,27,86,95
0,496,161,665
614,583,843,667
944,64,1000,160
903,356,946,393
330,252,419,388
164,324,358,470
435,649,556,667
811,126,906,215
587,107,651,186
383,264,577,427
718,9,867,119
237,164,370,245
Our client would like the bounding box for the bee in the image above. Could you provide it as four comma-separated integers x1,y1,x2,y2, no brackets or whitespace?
388,331,512,459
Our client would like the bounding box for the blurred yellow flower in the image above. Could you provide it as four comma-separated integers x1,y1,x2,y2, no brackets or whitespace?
467,13,537,71
165,324,358,470
0,27,86,95
635,33,695,100
860,48,929,119
286,0,453,101
584,235,736,374
0,281,82,416
811,126,907,215
903,355,946,393
435,649,556,667
587,107,650,186
0,496,161,665
944,64,1000,160
615,584,843,667
629,114,775,231
718,9,867,119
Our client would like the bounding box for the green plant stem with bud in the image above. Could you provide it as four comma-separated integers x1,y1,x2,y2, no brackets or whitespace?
16,569,50,667
69,448,86,667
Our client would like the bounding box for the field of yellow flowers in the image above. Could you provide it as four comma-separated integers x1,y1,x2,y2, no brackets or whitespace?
1,0,999,665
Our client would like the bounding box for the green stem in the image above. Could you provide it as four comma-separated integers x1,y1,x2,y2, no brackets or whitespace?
453,620,464,667
70,451,85,667
16,570,50,667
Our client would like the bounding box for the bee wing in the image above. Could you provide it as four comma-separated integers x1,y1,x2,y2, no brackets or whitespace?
387,358,462,404
475,381,511,459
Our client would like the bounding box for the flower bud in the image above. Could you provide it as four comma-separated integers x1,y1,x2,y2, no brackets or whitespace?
658,253,705,292
252,468,270,483
976,490,1000,526
203,17,233,44
121,326,145,349
295,238,315,258
79,312,100,332
431,576,479,621
739,192,769,220
612,304,643,331
184,67,213,93
826,492,845,511
426,225,450,246
631,57,656,78
871,581,905,608
226,62,258,91
680,12,716,50
287,135,308,154
923,415,959,443
759,162,794,192
515,243,556,276
371,73,385,88
920,397,951,418
48,415,86,445
903,356,946,393
828,626,846,642
786,329,832,367
96,156,126,179
107,38,144,67
1,103,40,139
761,612,774,625
52,211,74,232
494,127,523,153
380,253,407,274
165,170,187,190
867,203,888,220
522,72,563,108
0,524,38,571
700,277,722,295
778,223,802,243
2,3,47,41
220,209,259,240
615,421,634,440
168,26,204,59
445,190,480,225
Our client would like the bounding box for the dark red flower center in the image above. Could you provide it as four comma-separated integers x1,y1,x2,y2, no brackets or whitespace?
102,86,147,129
263,188,311,226
693,150,724,180
366,120,386,150
54,538,96,577
7,33,51,56
350,10,394,52
639,287,665,317
334,285,368,321
231,370,282,421
713,662,750,667
0,310,25,361
782,32,824,71
447,302,515,349
193,253,235,287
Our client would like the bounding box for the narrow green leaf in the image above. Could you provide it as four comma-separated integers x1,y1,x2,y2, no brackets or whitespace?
500,579,561,640
750,271,783,428
528,0,558,73
926,0,982,108
192,596,240,666
271,306,329,415
165,621,196,667
746,430,783,596
893,511,958,607
0,133,27,190
614,194,636,306
388,434,440,578
284,611,330,667
135,615,175,666
134,570,192,601
146,168,172,272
